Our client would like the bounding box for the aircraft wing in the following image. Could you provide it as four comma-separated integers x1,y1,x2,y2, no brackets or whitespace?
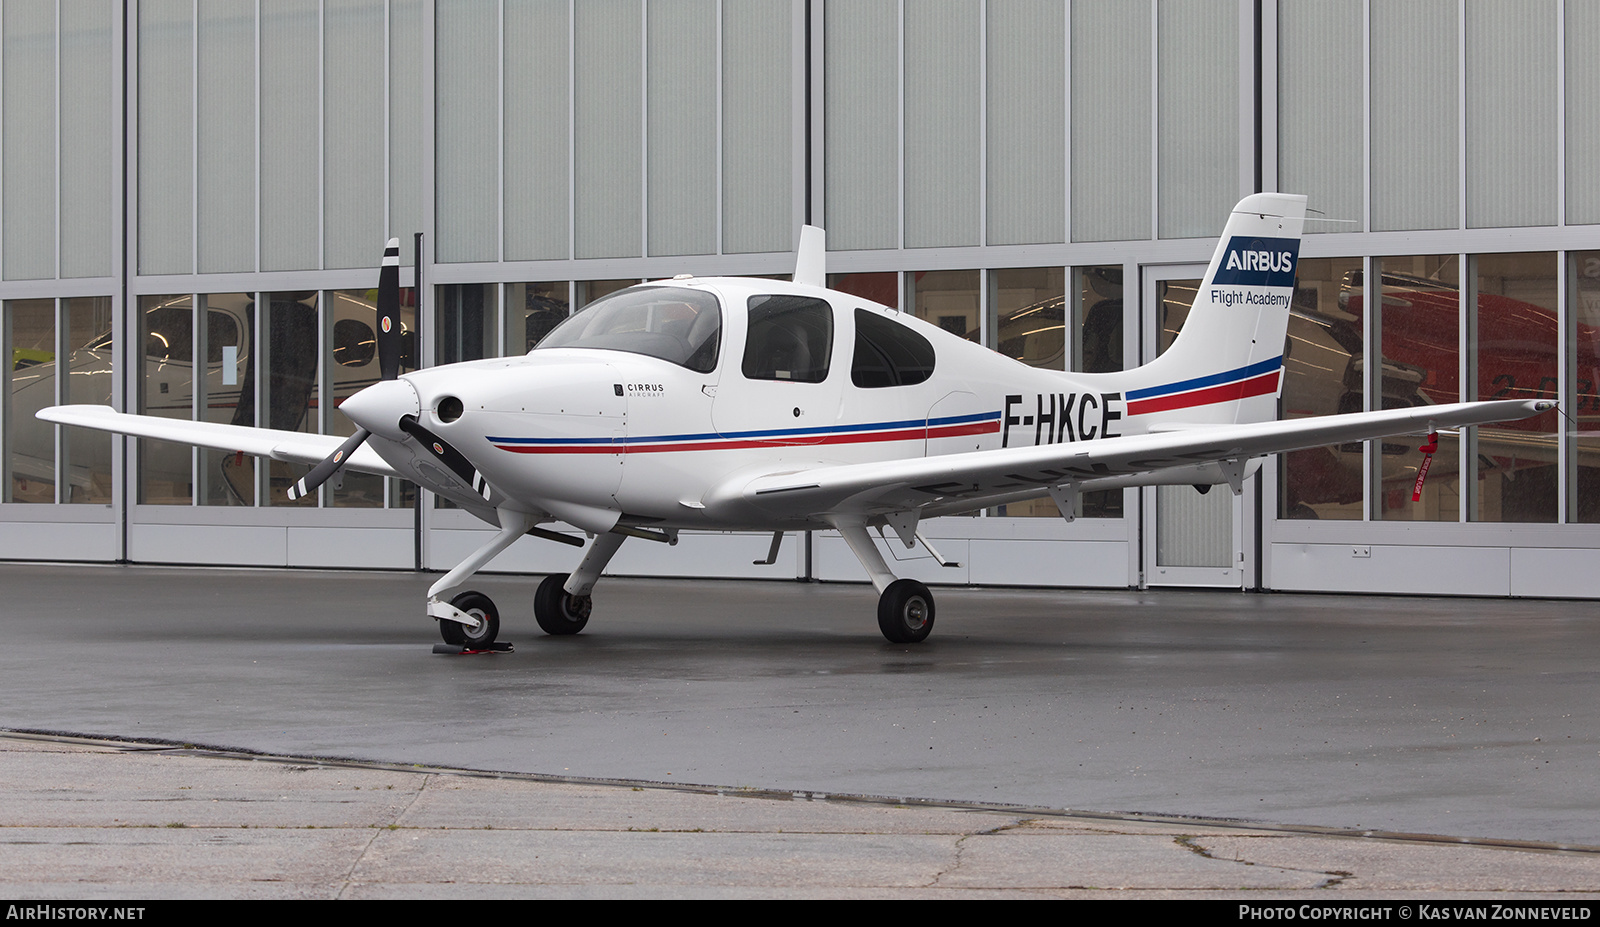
35,404,401,478
704,399,1552,521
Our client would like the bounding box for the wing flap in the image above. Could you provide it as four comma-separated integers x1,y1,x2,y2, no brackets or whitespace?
706,399,1551,520
36,405,400,478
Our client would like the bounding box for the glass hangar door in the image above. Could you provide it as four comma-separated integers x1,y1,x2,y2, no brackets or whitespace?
1140,265,1244,588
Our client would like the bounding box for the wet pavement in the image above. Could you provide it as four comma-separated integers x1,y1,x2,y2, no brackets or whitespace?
0,562,1597,896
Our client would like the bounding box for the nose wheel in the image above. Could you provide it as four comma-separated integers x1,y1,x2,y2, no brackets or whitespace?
437,591,501,647
535,573,592,635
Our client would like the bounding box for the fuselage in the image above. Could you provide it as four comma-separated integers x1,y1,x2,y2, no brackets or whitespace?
353,276,1268,532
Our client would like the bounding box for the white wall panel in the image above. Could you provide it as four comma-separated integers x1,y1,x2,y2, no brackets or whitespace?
1510,548,1600,598
985,0,1064,247
137,0,193,275
0,520,116,561
574,0,642,259
287,526,412,569
1156,0,1237,239
647,0,716,257
722,0,791,254
1567,0,1600,225
1269,543,1511,596
504,0,570,262
1466,0,1557,229
814,532,972,586
436,0,498,263
1371,0,1458,231
3,1,56,281
59,0,114,279
968,539,1130,588
605,531,805,579
428,527,804,580
324,0,386,269
197,0,255,274
904,0,979,248
823,0,897,250
130,524,290,566
261,0,321,271
388,0,424,265
1070,0,1150,242
1278,0,1362,232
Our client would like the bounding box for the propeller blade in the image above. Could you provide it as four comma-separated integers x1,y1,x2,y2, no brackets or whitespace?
377,237,402,381
399,415,493,501
286,428,371,501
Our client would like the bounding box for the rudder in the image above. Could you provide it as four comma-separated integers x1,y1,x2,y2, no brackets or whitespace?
1130,193,1307,427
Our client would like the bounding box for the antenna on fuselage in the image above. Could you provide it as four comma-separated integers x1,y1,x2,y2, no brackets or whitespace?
793,226,826,288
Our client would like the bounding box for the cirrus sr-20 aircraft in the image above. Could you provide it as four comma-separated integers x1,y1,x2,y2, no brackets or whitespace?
40,194,1551,646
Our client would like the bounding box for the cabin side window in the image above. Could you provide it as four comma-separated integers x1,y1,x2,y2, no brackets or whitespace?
852,308,935,387
742,295,833,383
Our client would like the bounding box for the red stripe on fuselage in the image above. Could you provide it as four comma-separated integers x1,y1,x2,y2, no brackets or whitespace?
1126,370,1280,416
492,419,1000,455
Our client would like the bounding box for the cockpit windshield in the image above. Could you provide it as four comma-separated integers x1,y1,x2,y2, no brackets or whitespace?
534,285,721,373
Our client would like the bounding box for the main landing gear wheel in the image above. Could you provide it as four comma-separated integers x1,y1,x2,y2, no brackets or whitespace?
877,578,935,644
535,573,591,635
438,591,500,647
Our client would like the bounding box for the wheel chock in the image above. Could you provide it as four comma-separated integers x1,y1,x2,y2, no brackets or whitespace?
431,641,514,655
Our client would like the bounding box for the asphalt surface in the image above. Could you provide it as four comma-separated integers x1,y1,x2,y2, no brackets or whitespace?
0,562,1597,897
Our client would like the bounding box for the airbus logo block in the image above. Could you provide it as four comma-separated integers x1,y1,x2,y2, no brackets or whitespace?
1211,236,1300,288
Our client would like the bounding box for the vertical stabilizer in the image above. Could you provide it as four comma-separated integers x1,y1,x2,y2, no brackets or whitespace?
1130,193,1306,427
793,225,826,288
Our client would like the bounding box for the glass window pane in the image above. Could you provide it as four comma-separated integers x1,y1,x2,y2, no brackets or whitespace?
6,299,55,502
1377,255,1461,520
264,291,320,505
1471,252,1558,522
851,308,935,388
437,283,498,365
198,293,255,506
64,297,113,503
743,296,832,383
540,286,722,373
1280,258,1364,520
327,288,386,507
1572,252,1600,521
992,267,1065,370
984,267,1065,519
388,286,418,509
577,279,639,309
1076,266,1123,518
910,270,979,341
508,282,570,354
139,294,193,504
827,272,898,309
1074,266,1124,375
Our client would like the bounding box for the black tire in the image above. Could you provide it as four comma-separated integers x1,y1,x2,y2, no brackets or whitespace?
534,573,591,635
438,591,499,647
877,578,935,644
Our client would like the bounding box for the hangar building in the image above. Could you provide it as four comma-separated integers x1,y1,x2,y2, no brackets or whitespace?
3,0,1598,599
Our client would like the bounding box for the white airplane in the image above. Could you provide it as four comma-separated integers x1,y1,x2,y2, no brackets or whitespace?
39,193,1551,647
